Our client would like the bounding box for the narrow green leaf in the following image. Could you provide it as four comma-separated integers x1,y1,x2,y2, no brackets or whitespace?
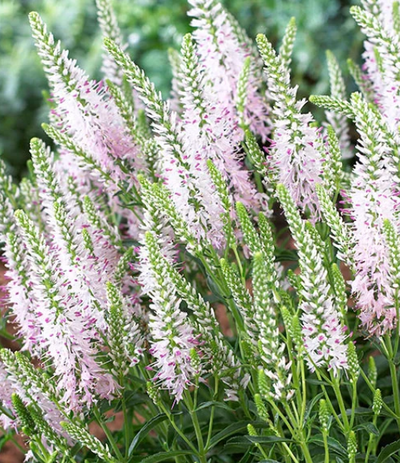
377,439,400,463
246,436,293,444
306,378,330,387
223,435,292,455
209,421,250,448
195,401,234,413
238,448,255,463
140,450,194,463
354,422,379,436
303,392,324,426
309,436,347,457
128,414,168,456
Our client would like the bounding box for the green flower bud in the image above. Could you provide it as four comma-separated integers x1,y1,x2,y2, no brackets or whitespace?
347,342,360,381
247,424,258,436
291,314,304,353
372,389,382,415
241,339,256,363
61,420,114,462
305,221,325,254
236,202,262,255
287,269,301,292
368,356,377,388
347,431,357,458
318,399,330,433
258,368,270,399
11,394,36,436
331,263,347,316
189,348,201,375
147,381,160,405
254,394,269,422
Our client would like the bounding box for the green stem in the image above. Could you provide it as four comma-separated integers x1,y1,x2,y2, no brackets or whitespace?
284,403,299,432
322,432,329,463
281,442,300,463
275,423,295,463
34,437,50,461
199,250,245,334
185,392,207,462
268,401,295,435
232,245,245,285
383,335,400,432
158,403,199,456
118,373,132,460
205,376,218,451
365,415,378,463
360,368,399,419
315,371,344,431
300,359,307,423
373,418,392,454
299,440,313,463
255,441,269,459
122,393,130,459
331,376,350,433
286,404,312,463
349,379,358,430
388,359,400,432
93,407,125,462
393,291,400,357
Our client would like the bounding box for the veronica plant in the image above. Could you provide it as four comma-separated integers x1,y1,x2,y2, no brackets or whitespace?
1,0,400,462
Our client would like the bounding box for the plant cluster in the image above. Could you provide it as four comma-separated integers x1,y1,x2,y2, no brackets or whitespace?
0,0,355,176
0,0,400,462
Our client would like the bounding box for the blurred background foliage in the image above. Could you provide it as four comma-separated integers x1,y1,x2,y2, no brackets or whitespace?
0,0,360,177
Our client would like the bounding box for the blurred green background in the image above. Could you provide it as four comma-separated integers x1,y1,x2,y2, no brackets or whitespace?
0,0,360,177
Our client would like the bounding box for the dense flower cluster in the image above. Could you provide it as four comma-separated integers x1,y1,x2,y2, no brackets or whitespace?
1,0,400,462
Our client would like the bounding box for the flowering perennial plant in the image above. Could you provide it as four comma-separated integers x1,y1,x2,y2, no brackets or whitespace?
1,1,400,462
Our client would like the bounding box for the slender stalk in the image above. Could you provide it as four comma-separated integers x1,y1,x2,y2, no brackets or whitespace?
232,245,245,282
198,253,245,333
365,414,378,463
300,359,307,423
373,418,392,454
299,440,313,463
393,291,400,357
383,335,400,432
191,416,207,462
290,400,300,425
205,376,218,451
349,380,358,430
359,368,399,419
158,403,199,456
121,393,130,459
275,423,294,463
322,432,329,463
315,371,344,431
119,373,132,459
254,440,269,460
388,359,400,432
93,407,125,462
268,400,295,435
281,442,300,463
284,333,300,413
283,402,299,431
33,437,50,462
331,376,350,433
185,392,206,462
